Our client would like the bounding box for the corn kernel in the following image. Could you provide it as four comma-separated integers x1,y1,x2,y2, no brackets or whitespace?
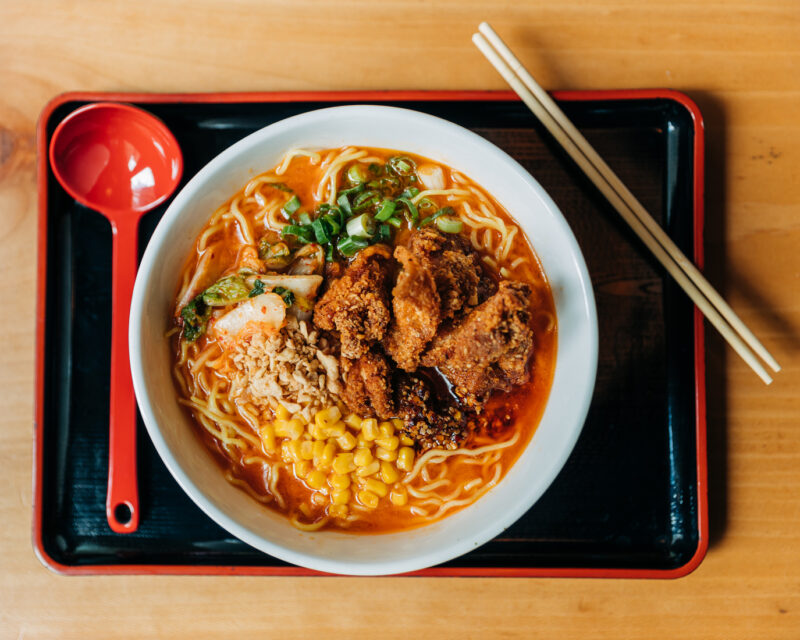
294,460,311,477
354,448,373,467
361,419,379,441
312,440,326,461
291,412,308,425
378,421,394,437
275,405,290,421
311,492,327,505
365,478,388,497
391,418,404,430
357,434,370,448
330,472,351,490
380,461,400,484
320,442,336,467
397,446,415,471
358,490,380,509
306,469,327,490
390,485,408,506
356,460,380,477
315,406,342,428
329,504,349,519
331,489,351,505
345,413,362,429
400,434,414,447
300,440,314,461
260,424,276,453
310,424,326,440
333,453,356,475
375,436,399,451
288,439,303,462
325,421,346,438
280,441,293,462
375,447,397,462
337,431,357,451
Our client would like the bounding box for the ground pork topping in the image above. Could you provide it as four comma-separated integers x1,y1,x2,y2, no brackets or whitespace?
228,317,341,421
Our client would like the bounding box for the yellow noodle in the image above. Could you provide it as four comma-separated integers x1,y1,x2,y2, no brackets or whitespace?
411,188,470,205
244,174,287,196
269,464,286,510
290,513,329,531
229,197,255,245
224,470,273,504
275,148,321,175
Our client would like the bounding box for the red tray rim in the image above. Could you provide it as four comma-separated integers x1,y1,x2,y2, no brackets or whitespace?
33,88,707,578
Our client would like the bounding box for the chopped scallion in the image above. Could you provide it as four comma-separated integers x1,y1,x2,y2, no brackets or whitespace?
388,156,415,176
345,213,376,238
379,224,392,241
311,218,330,244
284,195,301,214
337,235,369,257
386,216,402,228
298,211,312,226
374,199,396,221
322,213,341,235
337,192,352,216
347,164,369,184
395,196,418,222
434,215,463,234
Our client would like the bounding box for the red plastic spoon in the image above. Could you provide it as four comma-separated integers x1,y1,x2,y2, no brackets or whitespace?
49,103,183,533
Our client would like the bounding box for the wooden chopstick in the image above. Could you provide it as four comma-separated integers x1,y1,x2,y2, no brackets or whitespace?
473,23,780,385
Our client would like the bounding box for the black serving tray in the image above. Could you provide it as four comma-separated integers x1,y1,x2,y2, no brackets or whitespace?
34,90,707,577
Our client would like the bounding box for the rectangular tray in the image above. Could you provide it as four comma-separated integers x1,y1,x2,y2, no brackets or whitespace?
34,89,707,577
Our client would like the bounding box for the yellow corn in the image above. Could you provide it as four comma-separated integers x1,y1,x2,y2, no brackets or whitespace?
275,405,290,421
311,492,327,506
287,439,303,462
260,424,276,453
356,460,380,477
320,442,336,468
391,418,404,430
300,440,314,461
333,453,356,475
306,469,327,490
337,431,357,451
400,434,414,447
291,412,308,425
375,436,399,451
378,421,394,437
325,421,346,438
329,472,351,490
361,419,379,441
354,448,373,467
375,447,397,462
329,504,349,519
310,423,327,440
390,485,408,506
315,406,342,429
344,413,362,429
312,440,326,462
280,441,293,463
365,478,388,497
358,490,380,509
357,434,370,448
331,489,351,505
294,460,311,478
380,461,400,484
397,447,415,471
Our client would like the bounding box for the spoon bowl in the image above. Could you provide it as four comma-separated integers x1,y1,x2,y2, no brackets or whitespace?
49,102,183,533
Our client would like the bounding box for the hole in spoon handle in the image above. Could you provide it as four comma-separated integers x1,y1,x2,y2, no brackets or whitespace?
106,214,140,533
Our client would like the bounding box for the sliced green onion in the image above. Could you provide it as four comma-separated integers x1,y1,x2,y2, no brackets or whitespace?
298,211,312,226
388,156,415,176
347,164,369,184
281,224,314,243
368,163,383,174
375,199,396,221
284,195,301,214
402,187,420,198
325,243,335,262
378,224,392,241
322,213,341,235
345,213,376,238
318,203,332,212
337,192,352,216
434,215,463,234
420,207,454,227
395,196,418,222
311,218,330,244
353,189,379,207
338,184,365,197
417,197,436,212
337,235,369,257
386,216,402,228
367,180,381,188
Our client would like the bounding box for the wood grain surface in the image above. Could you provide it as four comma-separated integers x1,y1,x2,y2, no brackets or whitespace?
1,1,798,638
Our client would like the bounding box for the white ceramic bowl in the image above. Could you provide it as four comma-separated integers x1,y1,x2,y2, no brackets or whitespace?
130,105,598,576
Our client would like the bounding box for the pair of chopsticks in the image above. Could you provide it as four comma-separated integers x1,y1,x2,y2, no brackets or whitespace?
473,22,780,385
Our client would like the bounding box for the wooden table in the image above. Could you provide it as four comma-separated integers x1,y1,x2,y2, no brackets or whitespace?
1,1,798,637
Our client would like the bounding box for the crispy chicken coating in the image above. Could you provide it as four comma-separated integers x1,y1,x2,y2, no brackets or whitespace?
313,244,393,359
340,350,395,419
384,246,441,372
421,281,534,406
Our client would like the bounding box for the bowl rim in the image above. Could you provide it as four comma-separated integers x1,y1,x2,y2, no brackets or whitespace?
130,104,598,575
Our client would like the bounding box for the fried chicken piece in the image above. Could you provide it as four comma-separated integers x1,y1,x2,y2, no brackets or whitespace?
384,246,441,372
340,350,395,419
407,227,482,320
395,373,476,450
420,281,534,406
313,245,393,359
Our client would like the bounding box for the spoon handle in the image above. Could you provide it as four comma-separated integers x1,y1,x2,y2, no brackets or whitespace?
106,215,140,533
